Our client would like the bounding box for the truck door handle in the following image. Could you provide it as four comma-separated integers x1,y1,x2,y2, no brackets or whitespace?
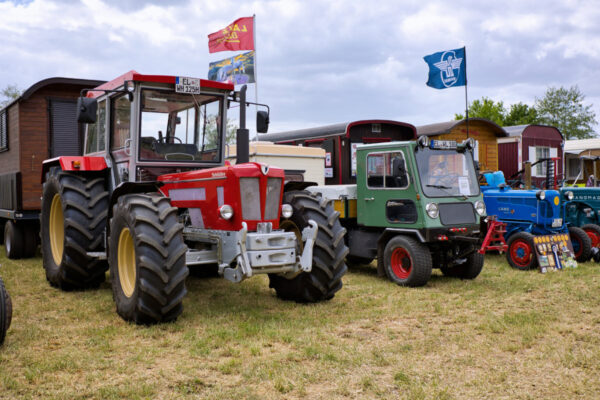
364,197,375,202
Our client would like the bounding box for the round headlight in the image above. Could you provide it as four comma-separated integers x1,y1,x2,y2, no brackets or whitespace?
219,204,234,220
426,203,439,219
281,204,293,218
566,191,574,201
475,200,486,216
536,190,546,200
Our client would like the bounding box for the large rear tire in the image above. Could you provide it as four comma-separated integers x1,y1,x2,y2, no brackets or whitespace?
569,226,592,262
4,220,24,260
441,251,484,279
506,232,537,270
40,168,109,290
109,194,188,324
383,235,432,287
0,277,12,346
269,191,348,303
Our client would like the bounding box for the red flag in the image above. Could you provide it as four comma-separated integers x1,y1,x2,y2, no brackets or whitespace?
208,17,254,53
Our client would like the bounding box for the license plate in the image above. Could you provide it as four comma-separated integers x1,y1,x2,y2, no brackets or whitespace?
175,76,201,94
552,218,562,228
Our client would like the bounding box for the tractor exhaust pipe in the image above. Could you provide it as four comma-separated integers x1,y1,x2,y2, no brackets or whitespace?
236,85,249,164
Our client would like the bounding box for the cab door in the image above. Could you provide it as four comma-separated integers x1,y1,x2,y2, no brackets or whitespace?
357,149,419,227
109,94,132,183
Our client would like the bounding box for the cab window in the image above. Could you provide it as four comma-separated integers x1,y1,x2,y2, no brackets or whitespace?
111,94,131,150
366,151,409,189
84,99,106,154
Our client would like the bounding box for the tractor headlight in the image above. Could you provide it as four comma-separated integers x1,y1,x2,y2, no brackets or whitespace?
565,191,574,201
475,200,486,216
536,190,546,200
219,204,234,220
281,204,293,218
426,203,439,219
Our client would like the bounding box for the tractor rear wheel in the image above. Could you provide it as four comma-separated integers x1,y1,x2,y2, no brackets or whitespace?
109,194,188,324
506,232,536,270
40,168,108,290
569,226,592,262
383,235,432,287
0,277,12,346
269,191,348,303
441,251,484,279
4,220,24,260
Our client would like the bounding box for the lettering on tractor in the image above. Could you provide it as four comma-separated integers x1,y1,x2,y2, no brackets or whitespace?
39,71,348,324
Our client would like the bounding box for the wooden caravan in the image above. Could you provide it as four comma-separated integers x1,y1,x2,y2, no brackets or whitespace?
499,125,564,188
564,139,600,185
258,120,416,185
0,76,104,258
417,118,507,173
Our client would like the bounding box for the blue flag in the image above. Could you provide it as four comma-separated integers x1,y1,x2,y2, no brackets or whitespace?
208,51,255,85
424,47,466,89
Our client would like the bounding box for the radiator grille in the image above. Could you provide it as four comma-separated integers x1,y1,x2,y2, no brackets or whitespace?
438,203,476,225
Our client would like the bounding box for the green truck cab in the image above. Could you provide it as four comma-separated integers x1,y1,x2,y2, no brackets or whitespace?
308,137,486,286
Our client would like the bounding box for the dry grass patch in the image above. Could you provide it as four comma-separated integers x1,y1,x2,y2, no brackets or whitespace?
0,250,599,399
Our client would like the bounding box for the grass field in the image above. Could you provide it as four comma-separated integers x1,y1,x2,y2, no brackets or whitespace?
0,249,599,399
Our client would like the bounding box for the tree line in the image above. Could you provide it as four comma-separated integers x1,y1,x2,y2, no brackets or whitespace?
455,85,598,139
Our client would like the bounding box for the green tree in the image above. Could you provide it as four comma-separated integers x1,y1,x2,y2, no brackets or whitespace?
454,97,506,126
503,102,540,126
534,85,597,139
0,84,21,108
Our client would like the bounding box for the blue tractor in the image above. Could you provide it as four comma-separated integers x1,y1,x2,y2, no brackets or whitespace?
482,172,591,270
561,186,600,251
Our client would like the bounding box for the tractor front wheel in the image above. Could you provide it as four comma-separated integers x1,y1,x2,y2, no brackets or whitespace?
506,232,536,270
441,251,484,279
40,168,108,289
569,226,592,262
0,277,12,346
269,191,348,303
581,224,600,249
109,194,188,324
383,236,432,287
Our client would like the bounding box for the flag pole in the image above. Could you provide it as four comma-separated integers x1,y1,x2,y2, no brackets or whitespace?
464,46,469,139
252,14,258,141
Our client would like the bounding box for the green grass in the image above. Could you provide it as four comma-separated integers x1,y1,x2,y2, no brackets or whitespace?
1,250,599,399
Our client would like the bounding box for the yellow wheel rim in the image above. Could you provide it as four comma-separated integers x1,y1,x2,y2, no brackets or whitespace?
49,194,64,265
280,220,304,253
117,228,136,298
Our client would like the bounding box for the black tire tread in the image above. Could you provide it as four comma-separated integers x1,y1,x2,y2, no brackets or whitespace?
506,231,537,270
269,191,348,303
4,220,24,260
441,251,484,279
0,277,12,346
569,226,592,262
383,235,432,287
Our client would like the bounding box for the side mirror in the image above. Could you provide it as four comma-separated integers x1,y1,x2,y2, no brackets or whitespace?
76,97,97,123
257,110,269,133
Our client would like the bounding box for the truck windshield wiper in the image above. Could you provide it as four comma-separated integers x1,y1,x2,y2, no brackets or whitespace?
426,184,452,189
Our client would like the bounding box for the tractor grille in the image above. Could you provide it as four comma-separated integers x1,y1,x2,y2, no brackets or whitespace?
264,178,282,220
240,178,261,220
438,203,477,225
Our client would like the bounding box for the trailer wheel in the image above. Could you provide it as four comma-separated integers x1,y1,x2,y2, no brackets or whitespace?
569,226,592,262
441,251,484,279
0,277,12,346
269,191,348,303
4,220,24,260
581,224,600,249
506,232,537,270
383,235,432,287
40,168,108,290
109,194,188,324
346,255,374,266
22,224,38,258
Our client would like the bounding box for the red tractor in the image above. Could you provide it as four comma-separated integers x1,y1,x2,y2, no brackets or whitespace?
40,71,348,324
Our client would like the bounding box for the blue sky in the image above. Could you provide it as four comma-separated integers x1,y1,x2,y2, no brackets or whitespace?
1,0,599,135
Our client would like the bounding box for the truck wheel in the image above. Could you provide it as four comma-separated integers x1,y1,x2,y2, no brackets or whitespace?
383,236,432,287
581,224,600,248
22,224,38,258
441,251,484,279
346,255,374,266
269,191,348,303
109,194,188,324
0,277,12,346
40,168,109,290
569,226,592,262
4,220,24,260
506,232,537,270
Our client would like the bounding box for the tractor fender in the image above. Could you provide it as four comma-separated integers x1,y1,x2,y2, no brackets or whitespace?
376,228,426,278
284,181,317,193
107,181,164,225
41,156,108,183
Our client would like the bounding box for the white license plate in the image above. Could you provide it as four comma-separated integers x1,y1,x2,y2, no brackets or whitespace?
175,76,201,94
552,218,562,228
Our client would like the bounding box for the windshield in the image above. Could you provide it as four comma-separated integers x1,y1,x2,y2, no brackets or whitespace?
139,89,223,163
415,148,480,197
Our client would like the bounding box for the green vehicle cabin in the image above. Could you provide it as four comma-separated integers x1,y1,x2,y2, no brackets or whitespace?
307,137,486,286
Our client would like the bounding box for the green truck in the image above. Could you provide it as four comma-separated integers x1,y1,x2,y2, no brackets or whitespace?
305,137,486,286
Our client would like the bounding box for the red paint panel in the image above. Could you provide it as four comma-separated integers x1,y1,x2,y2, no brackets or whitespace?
159,162,284,231
46,156,107,171
498,142,519,180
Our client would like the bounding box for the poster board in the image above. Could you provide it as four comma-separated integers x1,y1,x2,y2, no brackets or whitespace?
533,234,578,273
